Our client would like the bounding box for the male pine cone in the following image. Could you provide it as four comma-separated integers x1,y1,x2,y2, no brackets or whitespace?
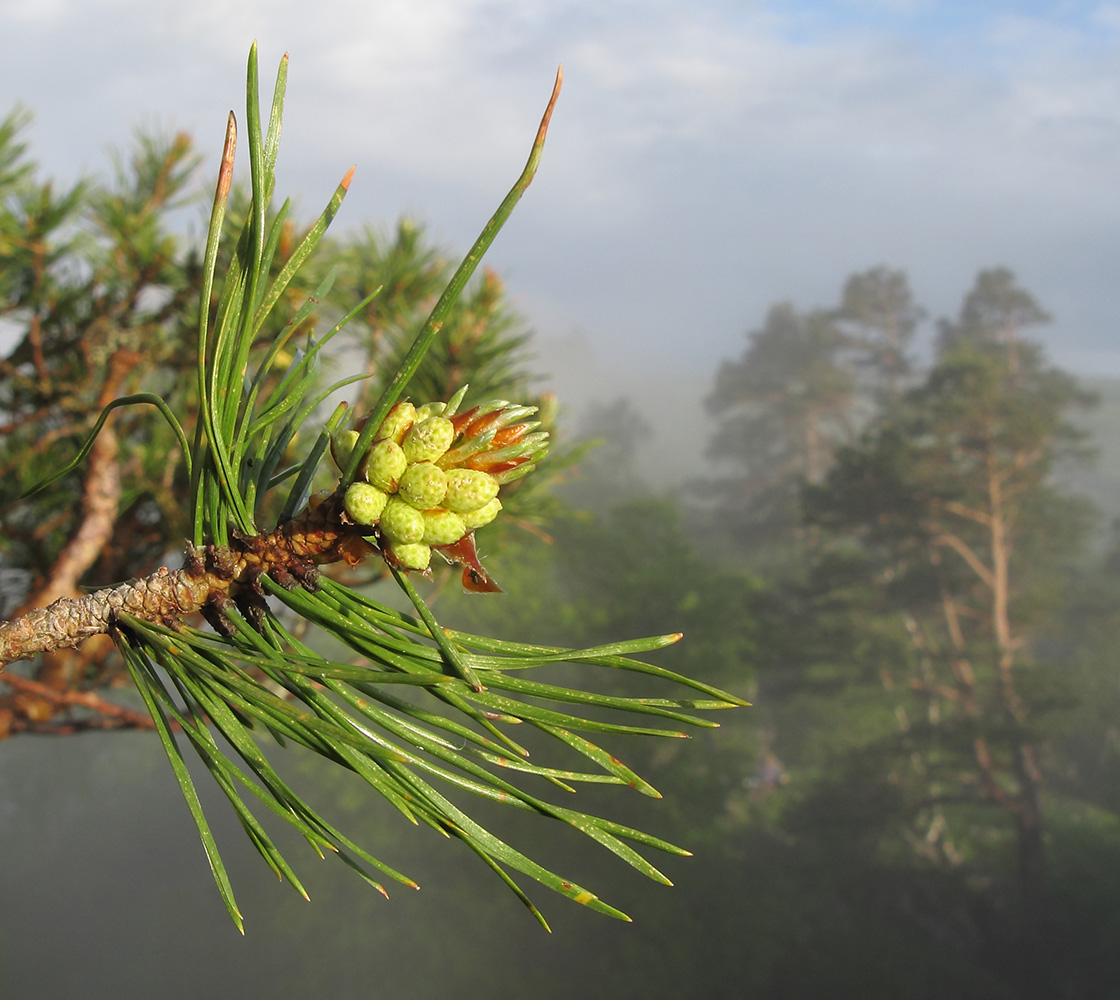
0,391,548,669
335,391,547,572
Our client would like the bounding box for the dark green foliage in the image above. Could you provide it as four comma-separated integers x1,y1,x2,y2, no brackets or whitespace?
0,115,202,592
688,259,1120,993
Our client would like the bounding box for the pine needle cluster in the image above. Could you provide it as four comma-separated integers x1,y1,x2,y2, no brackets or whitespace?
0,46,744,930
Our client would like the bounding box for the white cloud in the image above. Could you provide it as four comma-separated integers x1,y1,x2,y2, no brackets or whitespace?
0,0,69,26
2,0,1119,403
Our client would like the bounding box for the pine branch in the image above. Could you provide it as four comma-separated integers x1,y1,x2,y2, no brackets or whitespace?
0,492,362,668
0,47,746,931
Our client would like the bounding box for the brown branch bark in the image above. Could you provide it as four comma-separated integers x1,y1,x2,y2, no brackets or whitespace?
984,448,1048,915
0,565,214,666
940,499,991,527
0,493,371,670
932,529,996,590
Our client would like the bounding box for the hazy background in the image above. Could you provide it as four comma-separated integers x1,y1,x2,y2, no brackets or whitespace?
2,0,1119,485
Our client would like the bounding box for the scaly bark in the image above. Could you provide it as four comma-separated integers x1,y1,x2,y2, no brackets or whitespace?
0,492,371,670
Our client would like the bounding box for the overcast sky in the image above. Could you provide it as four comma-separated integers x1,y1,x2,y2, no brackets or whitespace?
2,0,1119,475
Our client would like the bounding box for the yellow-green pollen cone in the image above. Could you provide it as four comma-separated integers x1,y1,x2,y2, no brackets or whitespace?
398,462,448,509
330,387,549,584
344,482,389,525
402,415,455,463
443,468,500,513
330,429,361,473
413,400,447,421
422,509,467,546
380,497,425,544
374,401,417,444
460,497,502,531
388,541,431,571
364,439,408,492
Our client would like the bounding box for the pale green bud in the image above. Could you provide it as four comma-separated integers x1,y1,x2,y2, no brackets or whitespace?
344,482,389,526
443,468,500,513
398,461,448,510
478,430,549,466
379,497,425,544
402,415,455,463
459,497,502,531
389,541,431,571
491,462,538,485
442,385,469,416
330,429,361,472
375,401,416,444
414,401,446,421
436,432,496,470
364,439,407,492
422,509,467,546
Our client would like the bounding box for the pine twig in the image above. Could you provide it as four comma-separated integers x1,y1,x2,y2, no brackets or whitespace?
0,493,364,669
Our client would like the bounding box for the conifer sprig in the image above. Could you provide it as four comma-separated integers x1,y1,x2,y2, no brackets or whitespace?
0,45,745,931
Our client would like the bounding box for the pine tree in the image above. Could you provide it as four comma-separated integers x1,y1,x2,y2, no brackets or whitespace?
832,265,922,403
703,302,853,558
805,269,1096,933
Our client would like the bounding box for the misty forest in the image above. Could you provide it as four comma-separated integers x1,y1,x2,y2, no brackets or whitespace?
2,90,1120,999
